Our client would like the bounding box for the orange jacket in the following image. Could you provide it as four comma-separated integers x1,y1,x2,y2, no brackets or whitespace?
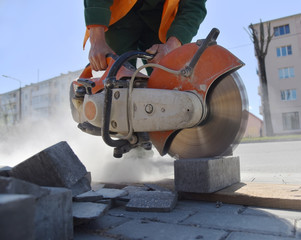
84,0,180,49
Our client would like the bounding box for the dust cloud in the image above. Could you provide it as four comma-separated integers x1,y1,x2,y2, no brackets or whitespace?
0,109,174,183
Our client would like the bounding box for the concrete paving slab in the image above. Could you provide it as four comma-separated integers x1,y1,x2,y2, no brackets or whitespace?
74,190,104,202
183,211,295,237
109,206,194,224
226,232,299,240
242,206,301,220
176,200,245,214
0,194,35,240
11,141,89,191
75,214,131,231
96,188,128,199
74,232,114,240
107,220,227,240
73,202,109,225
174,156,240,193
126,190,177,212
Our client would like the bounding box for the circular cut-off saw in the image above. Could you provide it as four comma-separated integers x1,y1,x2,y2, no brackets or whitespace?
70,28,249,159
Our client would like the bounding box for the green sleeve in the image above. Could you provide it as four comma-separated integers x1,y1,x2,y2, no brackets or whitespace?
84,0,114,26
166,0,207,44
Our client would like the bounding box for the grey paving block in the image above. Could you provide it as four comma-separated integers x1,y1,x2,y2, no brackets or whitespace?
10,141,89,191
109,206,194,224
183,212,295,237
125,190,177,212
176,200,244,214
0,176,50,198
73,202,109,225
70,175,92,197
74,190,104,202
97,188,128,199
174,156,240,193
0,166,12,177
242,206,301,220
226,232,298,240
107,220,227,240
0,194,35,240
119,185,149,201
35,187,73,240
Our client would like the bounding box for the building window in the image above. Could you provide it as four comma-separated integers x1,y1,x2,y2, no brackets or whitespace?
281,89,297,101
278,67,295,79
276,45,292,57
274,24,290,36
282,112,300,130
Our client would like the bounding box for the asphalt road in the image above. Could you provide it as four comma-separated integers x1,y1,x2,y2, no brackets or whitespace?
234,140,301,184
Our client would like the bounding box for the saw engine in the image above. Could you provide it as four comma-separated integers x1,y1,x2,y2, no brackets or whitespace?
70,28,249,158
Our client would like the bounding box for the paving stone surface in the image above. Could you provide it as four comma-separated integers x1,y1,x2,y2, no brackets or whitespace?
74,199,301,240
226,232,299,240
107,220,227,240
125,190,177,212
182,211,295,237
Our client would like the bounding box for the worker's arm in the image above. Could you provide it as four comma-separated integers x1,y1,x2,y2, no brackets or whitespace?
84,0,114,70
147,0,207,63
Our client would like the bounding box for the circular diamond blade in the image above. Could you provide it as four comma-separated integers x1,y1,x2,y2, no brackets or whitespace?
168,72,248,159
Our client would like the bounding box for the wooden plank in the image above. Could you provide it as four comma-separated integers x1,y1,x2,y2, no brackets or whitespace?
180,182,301,210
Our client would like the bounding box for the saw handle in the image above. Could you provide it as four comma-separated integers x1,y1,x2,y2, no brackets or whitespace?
79,53,119,79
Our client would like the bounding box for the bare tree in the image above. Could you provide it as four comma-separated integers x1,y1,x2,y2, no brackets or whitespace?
248,20,274,136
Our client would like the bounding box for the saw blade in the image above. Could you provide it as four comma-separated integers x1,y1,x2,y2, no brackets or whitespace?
167,72,248,159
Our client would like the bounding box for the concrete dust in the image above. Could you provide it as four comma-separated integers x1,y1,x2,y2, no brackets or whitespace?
0,110,174,183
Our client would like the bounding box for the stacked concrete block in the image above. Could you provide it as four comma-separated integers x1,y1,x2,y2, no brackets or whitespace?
10,141,91,196
0,177,73,240
174,156,240,193
0,194,35,240
35,187,73,240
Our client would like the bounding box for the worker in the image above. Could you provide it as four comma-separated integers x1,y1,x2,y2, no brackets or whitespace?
83,0,207,71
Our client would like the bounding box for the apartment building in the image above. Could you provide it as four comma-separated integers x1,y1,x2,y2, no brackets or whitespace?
0,70,82,127
254,13,301,135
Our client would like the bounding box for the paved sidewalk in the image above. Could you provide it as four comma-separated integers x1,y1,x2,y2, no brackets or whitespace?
74,199,301,240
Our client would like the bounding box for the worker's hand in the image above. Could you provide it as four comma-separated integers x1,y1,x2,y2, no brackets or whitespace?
146,36,181,64
88,26,115,71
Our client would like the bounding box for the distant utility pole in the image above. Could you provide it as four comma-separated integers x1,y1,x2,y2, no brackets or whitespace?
247,20,274,136
2,75,23,122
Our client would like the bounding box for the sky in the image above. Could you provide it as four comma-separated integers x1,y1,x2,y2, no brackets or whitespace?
0,0,301,119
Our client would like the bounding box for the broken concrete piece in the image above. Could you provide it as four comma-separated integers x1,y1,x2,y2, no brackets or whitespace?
73,202,109,225
0,166,12,177
35,187,73,240
74,191,103,202
70,175,92,197
174,156,240,193
0,194,35,240
126,191,177,212
10,141,91,195
0,176,50,198
74,188,128,202
119,185,150,202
